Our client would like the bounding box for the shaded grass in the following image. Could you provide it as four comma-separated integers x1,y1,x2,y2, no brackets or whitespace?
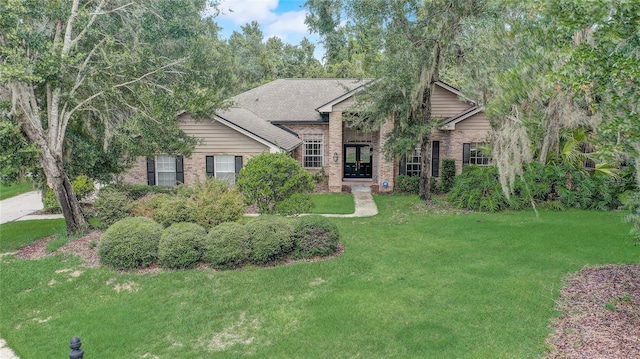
0,196,638,358
0,219,66,252
0,180,34,201
310,193,354,214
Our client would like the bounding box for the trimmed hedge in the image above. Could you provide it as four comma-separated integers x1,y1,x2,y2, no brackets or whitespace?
98,217,162,270
158,222,207,269
246,216,295,265
203,222,250,269
292,215,340,258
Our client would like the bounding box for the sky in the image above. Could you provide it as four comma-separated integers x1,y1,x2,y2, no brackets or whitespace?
206,0,324,59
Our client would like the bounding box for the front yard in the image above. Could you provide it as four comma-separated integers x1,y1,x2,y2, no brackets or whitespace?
0,195,638,358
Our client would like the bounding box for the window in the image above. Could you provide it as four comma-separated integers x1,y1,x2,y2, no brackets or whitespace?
405,148,421,177
463,142,490,166
205,155,243,184
402,141,440,177
147,155,184,186
303,134,323,168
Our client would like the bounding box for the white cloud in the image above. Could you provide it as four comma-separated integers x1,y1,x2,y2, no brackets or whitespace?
264,10,308,41
216,0,279,25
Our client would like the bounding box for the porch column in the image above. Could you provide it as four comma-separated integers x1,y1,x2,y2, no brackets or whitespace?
328,111,343,192
378,119,395,192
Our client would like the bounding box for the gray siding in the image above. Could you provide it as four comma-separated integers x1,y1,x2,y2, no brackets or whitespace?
431,85,474,118
178,114,269,154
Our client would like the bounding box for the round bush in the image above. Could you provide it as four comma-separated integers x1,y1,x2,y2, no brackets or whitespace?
93,188,133,229
152,194,193,227
246,216,295,265
158,222,207,269
292,216,340,258
202,222,250,269
98,217,162,269
187,179,245,228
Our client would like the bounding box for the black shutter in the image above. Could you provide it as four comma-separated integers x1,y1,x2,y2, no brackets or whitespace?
463,143,471,166
146,157,156,186
399,156,407,175
235,156,243,174
206,156,214,177
431,141,440,177
175,156,184,184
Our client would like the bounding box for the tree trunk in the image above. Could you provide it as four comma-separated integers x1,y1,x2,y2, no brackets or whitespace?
41,152,89,235
418,40,442,201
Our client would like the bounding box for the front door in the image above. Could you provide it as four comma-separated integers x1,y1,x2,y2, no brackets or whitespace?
344,145,372,178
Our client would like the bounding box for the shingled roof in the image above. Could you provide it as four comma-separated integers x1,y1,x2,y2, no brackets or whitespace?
231,78,372,123
215,107,302,152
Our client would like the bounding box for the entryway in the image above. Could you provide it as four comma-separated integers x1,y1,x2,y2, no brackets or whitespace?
344,144,372,179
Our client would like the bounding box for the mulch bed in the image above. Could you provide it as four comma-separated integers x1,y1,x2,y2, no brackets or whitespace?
546,264,640,359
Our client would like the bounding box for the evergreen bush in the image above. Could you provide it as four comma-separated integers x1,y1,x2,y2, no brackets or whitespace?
395,174,419,194
236,153,314,215
246,216,295,265
440,158,456,193
93,188,134,229
203,222,250,269
158,222,207,269
98,217,162,269
292,216,340,258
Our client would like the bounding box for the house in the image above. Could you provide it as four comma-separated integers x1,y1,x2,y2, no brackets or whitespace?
121,78,492,192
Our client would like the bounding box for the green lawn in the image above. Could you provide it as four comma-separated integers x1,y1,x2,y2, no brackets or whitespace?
0,219,66,252
1,196,638,358
0,180,34,201
311,193,355,214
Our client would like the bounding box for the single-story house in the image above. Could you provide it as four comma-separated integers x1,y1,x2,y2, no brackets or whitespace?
121,78,492,192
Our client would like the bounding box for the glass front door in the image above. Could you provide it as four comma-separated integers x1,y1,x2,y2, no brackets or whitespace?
344,145,372,178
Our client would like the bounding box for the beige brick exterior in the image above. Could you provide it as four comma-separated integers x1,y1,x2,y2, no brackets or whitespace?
328,111,343,192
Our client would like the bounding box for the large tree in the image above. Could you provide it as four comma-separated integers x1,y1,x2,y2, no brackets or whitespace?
1,0,231,234
306,0,489,200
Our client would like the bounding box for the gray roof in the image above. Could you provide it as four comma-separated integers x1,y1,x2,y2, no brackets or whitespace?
231,78,372,123
216,107,302,152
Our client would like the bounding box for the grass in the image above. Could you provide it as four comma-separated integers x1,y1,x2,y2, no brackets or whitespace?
0,180,34,201
310,193,355,214
0,219,66,252
0,195,638,358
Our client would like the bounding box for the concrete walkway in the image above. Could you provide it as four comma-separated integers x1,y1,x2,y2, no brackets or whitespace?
320,186,378,218
0,340,18,359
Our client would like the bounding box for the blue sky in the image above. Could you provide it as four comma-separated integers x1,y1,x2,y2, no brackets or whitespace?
205,0,324,59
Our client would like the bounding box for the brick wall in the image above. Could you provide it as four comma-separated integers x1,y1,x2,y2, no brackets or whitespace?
327,112,343,192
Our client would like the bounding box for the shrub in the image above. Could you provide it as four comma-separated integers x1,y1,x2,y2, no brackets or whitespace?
131,193,168,218
186,179,245,228
152,194,193,227
622,190,640,245
440,158,456,193
106,184,175,200
246,216,295,265
395,174,419,194
158,222,207,269
292,216,340,259
274,193,313,216
98,217,162,269
237,153,314,215
447,165,513,212
203,222,250,269
93,188,134,229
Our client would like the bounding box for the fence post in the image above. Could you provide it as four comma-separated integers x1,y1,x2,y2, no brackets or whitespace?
69,336,84,359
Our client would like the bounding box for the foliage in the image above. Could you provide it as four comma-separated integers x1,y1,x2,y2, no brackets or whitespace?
92,188,134,229
292,216,340,259
202,222,250,269
395,175,419,194
42,175,95,213
158,222,207,269
440,158,456,193
622,191,640,245
150,179,244,228
0,117,39,183
246,216,295,265
98,217,162,270
237,153,314,215
1,0,233,234
448,166,514,212
448,163,636,212
274,193,313,216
